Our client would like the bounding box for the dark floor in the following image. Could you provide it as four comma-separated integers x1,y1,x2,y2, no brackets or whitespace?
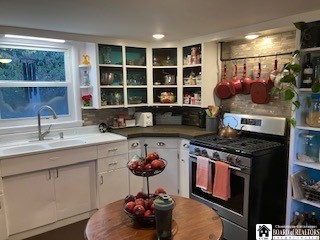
24,219,88,240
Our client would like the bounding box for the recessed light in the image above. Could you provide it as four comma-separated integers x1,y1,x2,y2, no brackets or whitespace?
245,34,259,40
153,34,165,39
4,34,65,43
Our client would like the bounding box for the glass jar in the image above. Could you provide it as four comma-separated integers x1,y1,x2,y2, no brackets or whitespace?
299,133,319,162
306,96,320,128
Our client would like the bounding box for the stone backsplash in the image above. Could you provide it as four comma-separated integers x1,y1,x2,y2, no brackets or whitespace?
220,30,296,118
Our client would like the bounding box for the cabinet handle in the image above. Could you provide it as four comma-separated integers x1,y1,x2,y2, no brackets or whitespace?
100,175,104,185
157,142,165,146
56,169,59,178
114,161,118,165
181,159,185,162
48,170,51,180
108,162,114,166
49,156,60,161
131,142,139,148
0,200,2,209
183,143,189,148
108,148,118,152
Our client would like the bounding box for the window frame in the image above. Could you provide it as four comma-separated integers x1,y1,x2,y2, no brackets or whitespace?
0,40,82,135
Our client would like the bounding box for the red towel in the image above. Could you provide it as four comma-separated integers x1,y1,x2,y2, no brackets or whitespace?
212,161,231,200
196,156,212,193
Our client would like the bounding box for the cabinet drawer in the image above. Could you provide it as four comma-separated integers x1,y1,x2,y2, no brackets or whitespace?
145,138,178,149
128,139,141,150
0,146,97,177
97,154,128,172
97,141,128,158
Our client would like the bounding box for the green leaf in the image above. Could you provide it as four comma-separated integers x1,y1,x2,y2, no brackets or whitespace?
284,89,295,100
280,74,297,85
289,118,296,127
287,64,302,73
311,81,320,93
294,22,306,30
292,100,301,109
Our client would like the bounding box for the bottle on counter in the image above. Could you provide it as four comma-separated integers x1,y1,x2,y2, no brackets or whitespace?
301,53,313,88
301,211,310,226
290,211,301,226
198,108,207,128
309,211,319,227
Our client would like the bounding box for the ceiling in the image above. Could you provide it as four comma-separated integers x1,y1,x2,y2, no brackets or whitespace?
1,0,320,43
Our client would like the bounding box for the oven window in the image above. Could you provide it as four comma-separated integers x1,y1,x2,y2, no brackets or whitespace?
191,162,245,215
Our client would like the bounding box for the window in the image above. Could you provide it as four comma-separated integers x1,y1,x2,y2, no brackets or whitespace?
0,42,80,133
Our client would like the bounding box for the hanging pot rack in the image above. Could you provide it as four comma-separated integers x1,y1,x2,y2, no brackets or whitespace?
220,51,293,62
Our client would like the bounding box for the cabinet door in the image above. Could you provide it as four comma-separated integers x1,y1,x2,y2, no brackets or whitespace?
54,161,96,220
129,148,143,195
0,195,7,240
179,140,190,198
3,170,56,235
147,148,179,195
98,168,129,208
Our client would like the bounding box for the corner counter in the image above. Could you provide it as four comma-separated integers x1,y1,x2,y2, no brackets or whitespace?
109,125,216,139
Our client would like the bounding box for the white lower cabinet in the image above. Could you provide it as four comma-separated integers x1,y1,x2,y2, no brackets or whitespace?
98,168,129,208
4,170,56,235
54,162,96,220
3,161,96,235
143,138,179,195
179,139,190,198
97,140,129,208
0,195,8,240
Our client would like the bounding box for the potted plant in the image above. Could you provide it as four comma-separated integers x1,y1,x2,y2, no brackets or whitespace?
82,94,92,107
274,22,320,126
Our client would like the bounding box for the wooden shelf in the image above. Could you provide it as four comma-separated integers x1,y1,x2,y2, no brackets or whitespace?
294,160,320,170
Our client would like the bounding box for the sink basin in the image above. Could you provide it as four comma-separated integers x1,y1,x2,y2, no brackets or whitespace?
47,139,87,148
2,144,50,154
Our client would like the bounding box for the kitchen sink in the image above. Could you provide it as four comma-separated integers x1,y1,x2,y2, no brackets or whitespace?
2,144,50,154
47,139,87,148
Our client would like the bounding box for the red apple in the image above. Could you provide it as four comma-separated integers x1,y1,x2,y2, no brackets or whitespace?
135,162,145,173
155,187,167,195
135,198,146,208
124,194,135,203
145,163,152,171
125,201,136,213
136,191,148,199
133,205,145,217
129,161,138,170
151,159,164,170
146,152,159,162
144,209,152,217
145,198,154,209
150,203,155,213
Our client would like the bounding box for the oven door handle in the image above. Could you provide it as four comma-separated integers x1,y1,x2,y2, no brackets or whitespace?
189,154,242,171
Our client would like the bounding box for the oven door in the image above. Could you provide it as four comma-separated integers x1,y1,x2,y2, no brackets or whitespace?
189,154,249,229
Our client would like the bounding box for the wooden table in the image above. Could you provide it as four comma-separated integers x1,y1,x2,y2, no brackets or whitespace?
85,196,223,240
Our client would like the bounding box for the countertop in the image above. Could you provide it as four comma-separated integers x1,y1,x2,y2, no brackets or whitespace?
109,125,216,139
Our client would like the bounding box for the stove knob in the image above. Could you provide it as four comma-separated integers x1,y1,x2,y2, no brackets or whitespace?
201,149,208,157
212,151,220,160
226,154,234,164
235,157,242,166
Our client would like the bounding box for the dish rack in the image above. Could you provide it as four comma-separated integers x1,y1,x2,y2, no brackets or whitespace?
301,178,320,202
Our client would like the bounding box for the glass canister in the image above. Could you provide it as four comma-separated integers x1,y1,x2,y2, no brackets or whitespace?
306,95,320,128
298,132,319,162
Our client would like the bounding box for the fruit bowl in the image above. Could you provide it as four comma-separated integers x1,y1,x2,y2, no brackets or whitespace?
122,203,156,225
127,158,167,177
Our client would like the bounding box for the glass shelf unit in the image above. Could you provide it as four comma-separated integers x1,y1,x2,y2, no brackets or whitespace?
182,44,202,107
97,44,148,108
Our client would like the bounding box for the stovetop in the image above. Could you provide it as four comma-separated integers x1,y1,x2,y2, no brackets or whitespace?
190,135,283,156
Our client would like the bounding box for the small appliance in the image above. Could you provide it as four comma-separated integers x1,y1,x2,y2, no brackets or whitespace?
135,112,153,127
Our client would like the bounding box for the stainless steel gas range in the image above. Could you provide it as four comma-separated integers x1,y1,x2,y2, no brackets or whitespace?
189,113,288,240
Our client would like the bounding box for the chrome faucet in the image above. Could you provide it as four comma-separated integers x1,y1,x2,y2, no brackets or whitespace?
37,105,58,141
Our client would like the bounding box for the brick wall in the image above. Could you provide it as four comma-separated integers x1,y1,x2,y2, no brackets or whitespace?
220,31,296,118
